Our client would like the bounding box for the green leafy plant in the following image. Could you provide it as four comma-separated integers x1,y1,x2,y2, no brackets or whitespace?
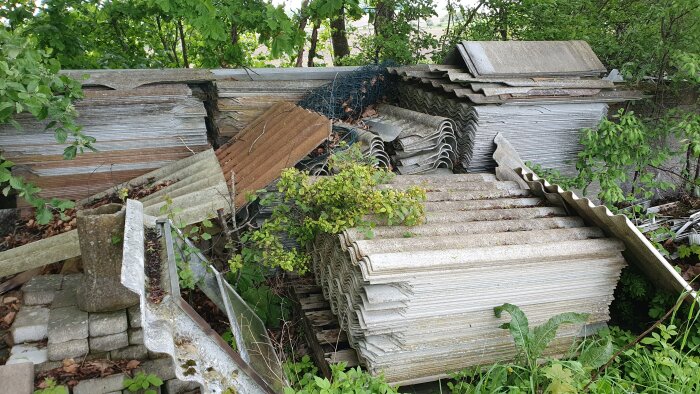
231,146,426,274
283,359,399,394
123,372,164,394
0,28,88,224
575,109,673,205
34,378,68,394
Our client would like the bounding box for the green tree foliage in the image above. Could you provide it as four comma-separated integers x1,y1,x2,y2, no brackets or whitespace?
0,28,88,223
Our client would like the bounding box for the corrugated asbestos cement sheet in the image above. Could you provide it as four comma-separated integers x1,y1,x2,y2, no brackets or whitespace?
311,172,627,384
0,149,230,278
216,102,331,208
450,41,607,77
0,84,209,204
492,132,694,296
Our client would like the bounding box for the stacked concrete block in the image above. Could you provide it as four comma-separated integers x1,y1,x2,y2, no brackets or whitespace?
47,305,89,360
0,362,34,394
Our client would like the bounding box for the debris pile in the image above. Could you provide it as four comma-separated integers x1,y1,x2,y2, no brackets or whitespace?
364,105,457,174
389,41,642,173
311,174,627,384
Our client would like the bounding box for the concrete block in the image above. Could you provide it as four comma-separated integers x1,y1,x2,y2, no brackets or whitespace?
51,288,78,308
61,273,83,289
48,338,89,361
22,275,62,305
90,332,128,352
48,305,88,343
7,343,48,365
127,304,142,328
35,360,63,373
165,379,202,394
122,388,161,394
0,362,34,394
11,306,49,343
136,358,176,381
90,310,128,337
73,373,127,394
110,345,148,360
86,351,111,361
128,328,144,345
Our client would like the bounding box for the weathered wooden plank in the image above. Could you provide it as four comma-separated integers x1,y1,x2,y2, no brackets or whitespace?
325,349,359,367
0,230,80,278
316,329,347,345
305,310,337,328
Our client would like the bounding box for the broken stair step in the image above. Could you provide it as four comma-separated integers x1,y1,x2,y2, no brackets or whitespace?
350,227,605,257
345,216,586,241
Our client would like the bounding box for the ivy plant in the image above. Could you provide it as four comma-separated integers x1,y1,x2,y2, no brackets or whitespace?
123,372,164,394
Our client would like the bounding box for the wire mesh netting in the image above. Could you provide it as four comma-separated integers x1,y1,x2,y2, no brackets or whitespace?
298,62,396,121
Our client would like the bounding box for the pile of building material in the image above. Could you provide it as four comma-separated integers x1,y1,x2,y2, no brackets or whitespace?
364,105,457,174
0,85,209,204
389,41,642,174
311,174,627,384
216,102,331,208
211,67,358,142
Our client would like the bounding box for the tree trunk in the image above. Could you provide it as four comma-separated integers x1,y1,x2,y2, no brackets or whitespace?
330,7,350,62
295,0,311,67
177,18,189,68
308,21,320,67
373,0,394,62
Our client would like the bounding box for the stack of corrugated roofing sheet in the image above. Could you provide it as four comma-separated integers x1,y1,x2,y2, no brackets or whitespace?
216,102,331,208
0,84,209,204
387,41,642,174
310,174,627,385
364,105,457,174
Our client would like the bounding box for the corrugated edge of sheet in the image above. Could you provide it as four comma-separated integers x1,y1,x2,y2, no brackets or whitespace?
493,132,694,296
216,102,331,208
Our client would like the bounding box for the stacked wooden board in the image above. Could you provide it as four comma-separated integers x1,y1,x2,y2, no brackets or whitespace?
311,174,627,385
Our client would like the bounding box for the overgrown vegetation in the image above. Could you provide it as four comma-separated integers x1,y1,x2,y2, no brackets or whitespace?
284,355,399,394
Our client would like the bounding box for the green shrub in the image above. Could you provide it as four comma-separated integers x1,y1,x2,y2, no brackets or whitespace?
283,356,399,394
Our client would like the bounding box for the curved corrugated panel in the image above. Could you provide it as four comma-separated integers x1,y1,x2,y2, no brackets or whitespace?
493,132,694,296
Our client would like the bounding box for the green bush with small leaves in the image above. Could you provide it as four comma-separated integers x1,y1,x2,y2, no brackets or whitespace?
230,146,426,274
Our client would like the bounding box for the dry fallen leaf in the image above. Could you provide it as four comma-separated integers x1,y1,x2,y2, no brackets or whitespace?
2,297,18,304
2,311,16,326
62,363,79,374
62,358,76,367
126,359,141,369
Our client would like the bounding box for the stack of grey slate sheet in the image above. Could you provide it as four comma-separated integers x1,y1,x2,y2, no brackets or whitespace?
364,105,457,174
388,41,641,174
311,174,627,385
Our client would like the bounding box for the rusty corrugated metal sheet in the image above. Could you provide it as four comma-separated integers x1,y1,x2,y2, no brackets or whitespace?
493,133,694,296
311,173,627,384
216,102,331,208
0,84,209,204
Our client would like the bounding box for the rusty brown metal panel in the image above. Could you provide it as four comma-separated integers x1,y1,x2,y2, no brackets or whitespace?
216,102,331,208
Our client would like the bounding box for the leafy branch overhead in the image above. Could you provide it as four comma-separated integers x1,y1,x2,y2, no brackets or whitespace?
0,29,89,224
